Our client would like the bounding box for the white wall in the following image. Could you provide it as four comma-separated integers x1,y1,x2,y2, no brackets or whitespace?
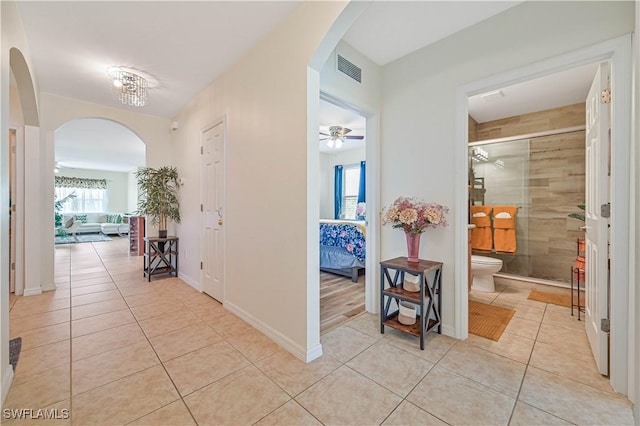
127,171,138,213
57,168,131,213
632,1,640,420
319,146,365,219
170,1,348,361
380,1,634,336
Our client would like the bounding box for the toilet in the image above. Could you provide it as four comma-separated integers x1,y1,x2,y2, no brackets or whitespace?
471,255,503,292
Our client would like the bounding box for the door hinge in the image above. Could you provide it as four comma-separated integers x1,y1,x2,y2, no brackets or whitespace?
601,88,611,104
11,262,15,271
600,203,611,218
601,318,610,333
200,262,203,270
200,204,203,212
200,146,204,155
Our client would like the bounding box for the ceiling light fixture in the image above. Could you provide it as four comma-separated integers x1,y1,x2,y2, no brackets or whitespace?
327,136,344,149
107,67,148,107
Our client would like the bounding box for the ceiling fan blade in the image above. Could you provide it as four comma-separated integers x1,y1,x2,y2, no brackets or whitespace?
319,137,329,141
319,131,330,136
339,127,352,136
344,135,364,140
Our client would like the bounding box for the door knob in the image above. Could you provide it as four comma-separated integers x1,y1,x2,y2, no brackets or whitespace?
218,219,223,225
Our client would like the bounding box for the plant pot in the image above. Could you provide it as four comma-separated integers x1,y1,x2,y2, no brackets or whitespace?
159,230,168,238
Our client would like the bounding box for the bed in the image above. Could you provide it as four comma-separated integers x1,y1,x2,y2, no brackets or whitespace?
319,220,366,282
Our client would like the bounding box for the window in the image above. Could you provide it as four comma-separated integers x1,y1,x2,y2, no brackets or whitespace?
342,165,360,220
54,176,108,213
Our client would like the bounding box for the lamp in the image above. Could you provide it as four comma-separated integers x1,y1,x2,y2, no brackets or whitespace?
327,136,344,149
108,67,148,107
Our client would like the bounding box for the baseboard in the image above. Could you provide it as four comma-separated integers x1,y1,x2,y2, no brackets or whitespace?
224,301,318,362
1,365,15,406
41,284,56,292
440,323,456,339
22,287,42,297
178,272,202,292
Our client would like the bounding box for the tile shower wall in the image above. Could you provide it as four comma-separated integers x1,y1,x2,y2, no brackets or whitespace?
470,103,585,283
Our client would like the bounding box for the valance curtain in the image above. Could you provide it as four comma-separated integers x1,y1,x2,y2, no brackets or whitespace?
55,176,107,189
357,161,366,203
334,165,343,220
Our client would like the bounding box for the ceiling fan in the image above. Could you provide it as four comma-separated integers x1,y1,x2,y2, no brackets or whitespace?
319,126,364,149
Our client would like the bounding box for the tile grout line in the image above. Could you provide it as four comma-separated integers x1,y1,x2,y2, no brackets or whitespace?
88,240,203,426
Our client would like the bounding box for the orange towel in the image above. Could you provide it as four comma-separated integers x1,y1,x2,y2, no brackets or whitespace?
471,206,493,251
493,205,518,253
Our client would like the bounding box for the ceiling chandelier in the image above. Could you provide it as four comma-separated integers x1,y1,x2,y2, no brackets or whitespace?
108,67,148,107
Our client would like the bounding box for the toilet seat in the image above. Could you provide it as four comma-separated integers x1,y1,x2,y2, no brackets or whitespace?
471,255,502,265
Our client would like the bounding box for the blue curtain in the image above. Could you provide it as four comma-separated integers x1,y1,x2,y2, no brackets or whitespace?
334,165,343,219
357,161,366,203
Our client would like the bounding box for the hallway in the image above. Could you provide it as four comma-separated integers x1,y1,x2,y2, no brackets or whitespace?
3,238,635,425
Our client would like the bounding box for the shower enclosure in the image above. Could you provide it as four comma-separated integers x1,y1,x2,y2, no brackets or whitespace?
469,131,585,284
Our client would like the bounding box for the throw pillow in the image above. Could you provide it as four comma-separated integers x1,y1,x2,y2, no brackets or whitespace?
97,214,107,223
107,214,118,223
116,215,122,223
75,214,88,223
64,216,75,228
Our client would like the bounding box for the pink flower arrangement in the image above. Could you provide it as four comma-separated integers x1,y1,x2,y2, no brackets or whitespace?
382,196,449,235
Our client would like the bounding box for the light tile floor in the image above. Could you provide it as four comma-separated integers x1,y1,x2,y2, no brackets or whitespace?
4,239,635,425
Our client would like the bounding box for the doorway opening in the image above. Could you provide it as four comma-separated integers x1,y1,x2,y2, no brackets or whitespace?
318,98,367,334
454,35,632,394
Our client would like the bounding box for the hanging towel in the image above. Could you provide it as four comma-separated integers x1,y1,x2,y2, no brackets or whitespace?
493,205,518,253
471,206,493,251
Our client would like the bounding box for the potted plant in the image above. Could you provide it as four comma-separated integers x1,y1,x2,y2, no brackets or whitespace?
54,192,76,236
135,166,181,238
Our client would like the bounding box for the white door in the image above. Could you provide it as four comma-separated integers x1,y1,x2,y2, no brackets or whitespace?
585,61,610,376
201,123,225,301
9,130,16,293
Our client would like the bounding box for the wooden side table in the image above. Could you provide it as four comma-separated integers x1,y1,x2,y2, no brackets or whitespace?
144,236,179,281
380,257,443,349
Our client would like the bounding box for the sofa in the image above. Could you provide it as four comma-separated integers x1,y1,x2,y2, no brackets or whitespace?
61,212,130,235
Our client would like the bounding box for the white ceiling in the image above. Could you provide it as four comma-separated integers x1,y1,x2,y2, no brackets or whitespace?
343,1,522,66
468,62,599,123
17,1,570,170
318,99,366,154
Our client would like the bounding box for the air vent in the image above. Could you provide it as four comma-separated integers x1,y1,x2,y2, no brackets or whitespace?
336,54,362,84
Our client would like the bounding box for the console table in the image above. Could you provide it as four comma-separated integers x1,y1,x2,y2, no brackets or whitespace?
380,257,443,349
143,236,179,281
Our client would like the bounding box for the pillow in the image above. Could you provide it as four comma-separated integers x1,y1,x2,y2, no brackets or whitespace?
64,216,75,228
116,214,123,223
75,214,88,223
106,214,118,223
97,214,108,223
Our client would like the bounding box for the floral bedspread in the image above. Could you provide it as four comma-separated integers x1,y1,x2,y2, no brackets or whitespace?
319,221,366,262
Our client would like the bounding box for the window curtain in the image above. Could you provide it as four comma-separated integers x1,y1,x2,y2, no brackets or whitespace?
334,165,343,219
55,176,107,189
357,161,366,203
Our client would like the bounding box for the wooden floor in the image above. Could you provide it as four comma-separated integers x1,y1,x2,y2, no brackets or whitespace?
320,271,366,335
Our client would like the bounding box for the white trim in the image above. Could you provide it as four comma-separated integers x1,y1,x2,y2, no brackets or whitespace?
22,287,43,297
494,272,580,290
455,34,633,394
223,300,322,362
178,272,202,292
1,366,14,405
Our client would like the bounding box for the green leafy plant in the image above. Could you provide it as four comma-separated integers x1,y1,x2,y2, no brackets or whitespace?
135,166,181,237
568,204,585,222
54,192,76,236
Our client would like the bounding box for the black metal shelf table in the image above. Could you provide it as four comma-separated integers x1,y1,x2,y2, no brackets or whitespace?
380,257,443,350
144,236,179,281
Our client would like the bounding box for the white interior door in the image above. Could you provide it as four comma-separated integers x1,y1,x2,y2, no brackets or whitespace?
585,61,610,376
201,123,225,301
9,130,16,293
